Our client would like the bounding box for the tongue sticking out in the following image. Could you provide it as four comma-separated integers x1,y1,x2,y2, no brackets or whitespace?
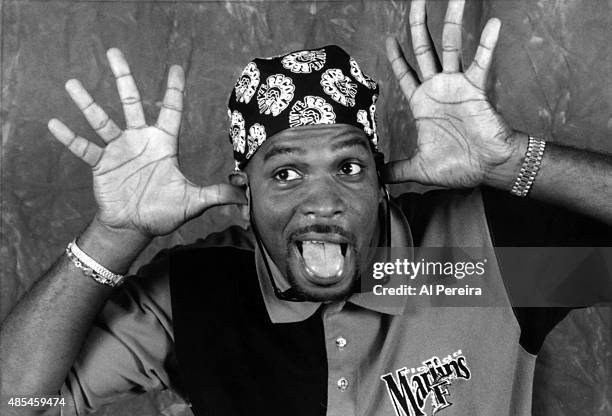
301,241,344,279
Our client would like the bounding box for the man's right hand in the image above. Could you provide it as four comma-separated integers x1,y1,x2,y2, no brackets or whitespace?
48,48,246,239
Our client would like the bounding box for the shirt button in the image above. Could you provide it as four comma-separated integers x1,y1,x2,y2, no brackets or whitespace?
335,337,347,350
337,377,349,391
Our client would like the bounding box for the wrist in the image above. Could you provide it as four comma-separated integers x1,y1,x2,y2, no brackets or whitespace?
483,131,529,189
76,216,152,275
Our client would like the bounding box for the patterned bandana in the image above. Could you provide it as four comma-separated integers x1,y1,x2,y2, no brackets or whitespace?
228,44,380,170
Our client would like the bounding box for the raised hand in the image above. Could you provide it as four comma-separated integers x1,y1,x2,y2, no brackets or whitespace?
49,49,246,238
385,0,517,188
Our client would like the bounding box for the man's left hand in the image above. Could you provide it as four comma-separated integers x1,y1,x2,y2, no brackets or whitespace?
384,0,517,188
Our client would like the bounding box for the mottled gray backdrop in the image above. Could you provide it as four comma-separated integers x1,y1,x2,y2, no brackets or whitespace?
1,1,610,415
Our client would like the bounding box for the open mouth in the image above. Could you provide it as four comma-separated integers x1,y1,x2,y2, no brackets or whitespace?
293,238,352,287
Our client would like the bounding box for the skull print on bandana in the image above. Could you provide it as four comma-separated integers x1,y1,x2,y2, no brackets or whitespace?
282,49,326,73
289,95,336,128
229,110,246,154
234,62,260,104
320,68,358,107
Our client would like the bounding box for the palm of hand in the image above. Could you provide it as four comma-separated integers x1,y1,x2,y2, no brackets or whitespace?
409,73,513,188
49,49,245,238
92,128,197,236
385,2,514,187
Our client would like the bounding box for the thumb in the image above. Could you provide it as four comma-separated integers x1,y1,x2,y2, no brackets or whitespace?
383,158,432,185
184,183,247,220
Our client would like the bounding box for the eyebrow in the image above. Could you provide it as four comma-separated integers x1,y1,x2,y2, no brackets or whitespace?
263,145,306,162
330,137,370,152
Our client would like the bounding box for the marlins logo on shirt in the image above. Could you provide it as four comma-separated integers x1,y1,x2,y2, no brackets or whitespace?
380,350,472,416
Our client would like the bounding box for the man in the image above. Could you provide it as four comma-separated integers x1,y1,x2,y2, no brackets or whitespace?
0,1,610,415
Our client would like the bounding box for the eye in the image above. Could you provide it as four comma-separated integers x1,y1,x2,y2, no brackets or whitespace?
273,168,302,182
339,162,363,176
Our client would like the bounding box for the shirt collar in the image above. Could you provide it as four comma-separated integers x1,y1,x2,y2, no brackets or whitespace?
255,200,413,324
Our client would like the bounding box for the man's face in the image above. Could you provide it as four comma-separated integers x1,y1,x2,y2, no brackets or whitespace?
245,124,382,301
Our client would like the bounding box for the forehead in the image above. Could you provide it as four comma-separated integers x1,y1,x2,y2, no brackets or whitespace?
256,124,371,160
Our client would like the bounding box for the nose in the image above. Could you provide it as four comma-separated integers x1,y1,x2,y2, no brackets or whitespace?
299,176,345,219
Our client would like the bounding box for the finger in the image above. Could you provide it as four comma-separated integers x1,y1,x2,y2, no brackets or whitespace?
185,183,247,219
465,18,502,90
106,48,146,129
442,0,465,73
155,65,184,138
410,0,438,81
48,119,103,167
65,79,122,143
383,159,431,185
385,37,419,104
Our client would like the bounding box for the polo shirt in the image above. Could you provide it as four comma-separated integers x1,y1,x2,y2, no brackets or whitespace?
60,187,610,416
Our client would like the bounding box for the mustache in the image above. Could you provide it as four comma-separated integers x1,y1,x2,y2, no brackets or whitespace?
288,224,357,246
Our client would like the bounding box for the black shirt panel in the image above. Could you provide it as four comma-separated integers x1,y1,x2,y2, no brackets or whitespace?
395,187,611,246
481,187,611,247
169,246,328,416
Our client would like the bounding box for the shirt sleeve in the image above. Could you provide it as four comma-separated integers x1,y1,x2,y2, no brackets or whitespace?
481,186,611,352
480,186,611,247
395,187,611,354
396,187,611,246
60,250,179,415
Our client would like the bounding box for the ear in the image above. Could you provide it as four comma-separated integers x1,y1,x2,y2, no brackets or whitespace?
373,151,386,204
228,171,248,187
228,171,250,223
